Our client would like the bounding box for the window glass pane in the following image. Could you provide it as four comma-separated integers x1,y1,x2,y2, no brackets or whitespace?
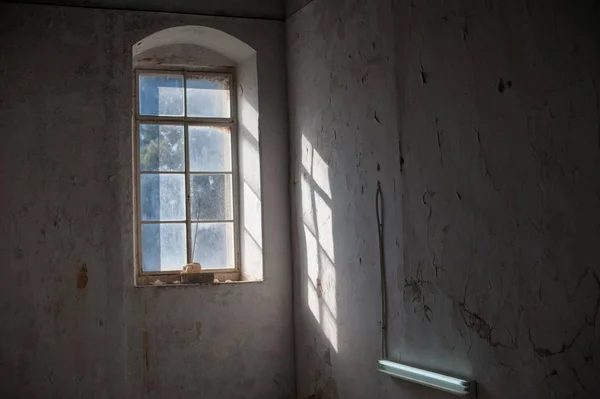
189,126,232,172
186,75,231,118
139,74,184,116
141,223,186,271
190,174,233,221
139,124,184,171
191,222,234,269
140,174,185,221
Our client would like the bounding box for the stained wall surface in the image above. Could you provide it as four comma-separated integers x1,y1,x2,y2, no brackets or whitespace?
0,3,293,399
287,0,600,398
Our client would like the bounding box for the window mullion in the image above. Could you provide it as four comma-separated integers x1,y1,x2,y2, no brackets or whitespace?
185,123,192,265
183,72,192,265
229,73,240,272
183,70,188,117
137,116,233,125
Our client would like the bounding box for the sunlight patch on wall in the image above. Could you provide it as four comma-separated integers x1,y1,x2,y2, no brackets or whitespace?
314,191,334,261
241,97,259,140
238,77,262,280
300,133,338,351
301,135,331,197
301,174,317,236
319,248,336,318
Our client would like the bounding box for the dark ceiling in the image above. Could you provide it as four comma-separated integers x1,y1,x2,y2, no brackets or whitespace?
7,0,290,20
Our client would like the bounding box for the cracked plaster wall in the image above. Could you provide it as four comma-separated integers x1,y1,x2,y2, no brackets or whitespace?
0,3,293,398
287,0,600,398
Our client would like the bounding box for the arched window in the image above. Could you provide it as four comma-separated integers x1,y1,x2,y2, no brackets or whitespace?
132,26,262,285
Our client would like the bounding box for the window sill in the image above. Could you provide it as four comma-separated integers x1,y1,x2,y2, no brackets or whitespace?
134,271,264,287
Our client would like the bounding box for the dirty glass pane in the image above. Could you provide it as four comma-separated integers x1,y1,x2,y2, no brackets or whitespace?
141,223,186,271
139,73,184,117
189,126,232,172
190,174,233,221
140,174,185,221
139,124,184,172
186,75,231,118
190,222,234,269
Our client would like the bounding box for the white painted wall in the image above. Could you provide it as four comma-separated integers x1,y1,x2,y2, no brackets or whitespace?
287,0,600,398
0,3,292,398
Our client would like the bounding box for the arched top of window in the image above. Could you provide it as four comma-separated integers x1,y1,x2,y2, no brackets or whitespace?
133,26,256,64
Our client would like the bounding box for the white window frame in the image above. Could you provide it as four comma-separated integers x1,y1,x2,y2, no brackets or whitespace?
133,67,241,285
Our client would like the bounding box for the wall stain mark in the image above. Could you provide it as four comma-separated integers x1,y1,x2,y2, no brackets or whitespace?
141,329,150,391
13,246,24,260
571,366,592,393
422,190,443,277
196,322,202,340
529,140,567,178
529,218,549,238
304,376,339,399
404,277,431,303
426,206,442,277
473,127,499,191
569,268,591,300
497,361,516,372
498,78,505,93
404,271,434,322
528,325,583,357
76,264,88,290
544,368,558,380
423,304,432,322
436,126,444,166
419,52,427,85
459,303,513,349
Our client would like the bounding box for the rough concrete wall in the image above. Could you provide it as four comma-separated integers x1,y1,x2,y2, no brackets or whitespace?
0,4,293,399
14,0,285,20
287,0,600,398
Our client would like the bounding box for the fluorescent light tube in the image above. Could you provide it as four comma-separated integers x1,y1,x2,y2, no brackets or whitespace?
378,360,477,397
